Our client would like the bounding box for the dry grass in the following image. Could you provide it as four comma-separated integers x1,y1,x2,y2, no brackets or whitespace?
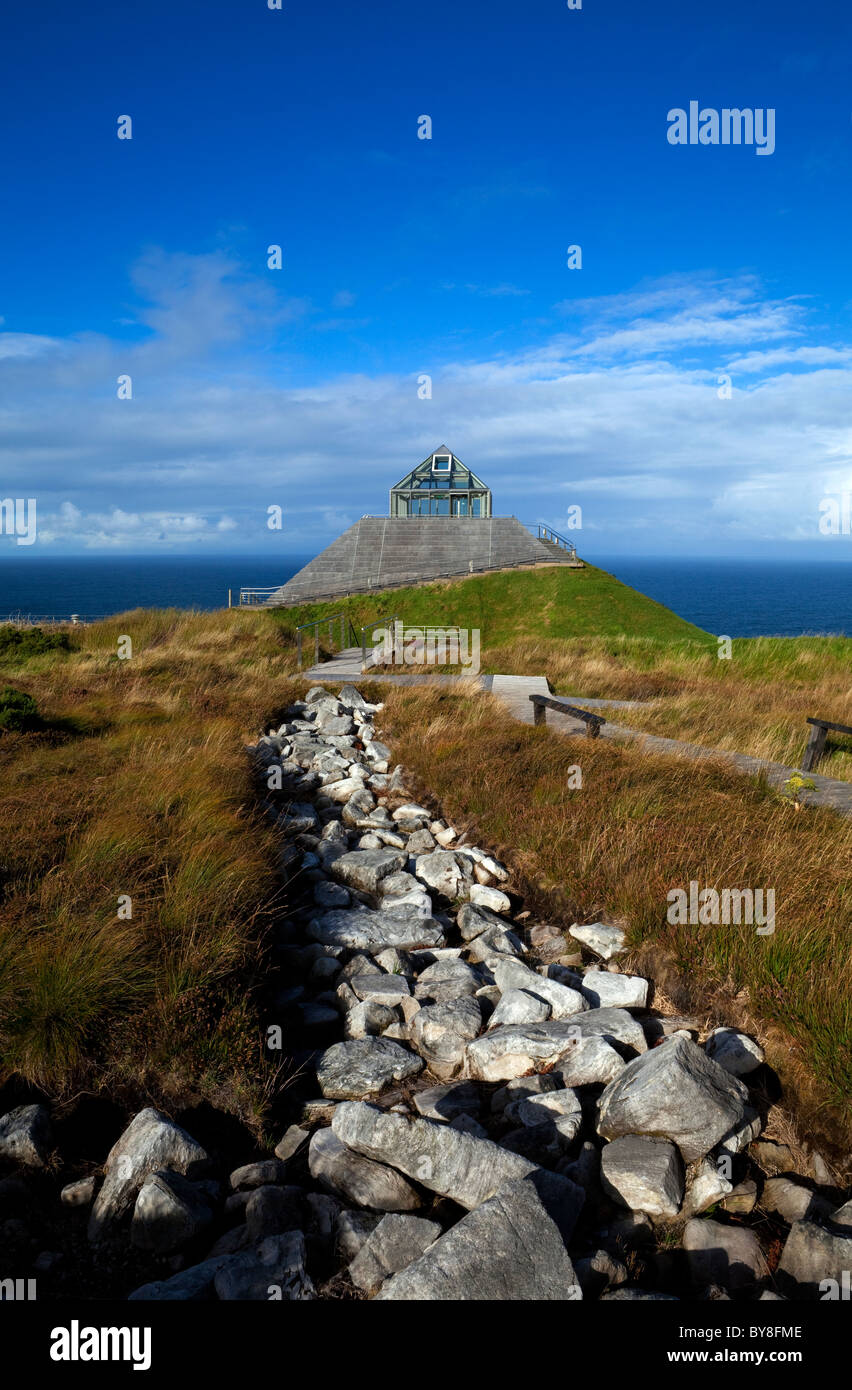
381,683,852,1150
483,634,852,778
0,608,305,1122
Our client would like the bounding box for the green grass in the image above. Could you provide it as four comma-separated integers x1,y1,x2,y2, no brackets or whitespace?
269,563,711,653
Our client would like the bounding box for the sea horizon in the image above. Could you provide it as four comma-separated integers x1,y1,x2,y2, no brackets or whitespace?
0,551,849,639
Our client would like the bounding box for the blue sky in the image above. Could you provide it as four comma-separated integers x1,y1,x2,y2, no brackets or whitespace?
1,0,851,559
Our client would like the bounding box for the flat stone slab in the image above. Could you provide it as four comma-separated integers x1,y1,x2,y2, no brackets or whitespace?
316,1038,424,1099
330,849,407,893
309,907,445,954
308,1128,422,1211
568,922,626,959
332,1101,539,1210
378,1174,583,1301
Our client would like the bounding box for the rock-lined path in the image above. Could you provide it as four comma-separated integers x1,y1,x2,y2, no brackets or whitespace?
2,683,845,1301
6,683,846,1301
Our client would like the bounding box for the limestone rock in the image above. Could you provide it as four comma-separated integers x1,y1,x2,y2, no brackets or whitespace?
600,1136,684,1218
493,959,587,1020
412,1081,482,1123
214,1232,315,1300
0,1104,52,1168
568,922,626,959
88,1108,210,1243
683,1217,767,1292
580,971,649,1010
309,907,444,954
331,1101,540,1210
330,849,406,893
409,998,482,1080
378,1174,583,1301
349,1214,441,1293
488,988,551,1029
131,1171,214,1252
466,1009,646,1082
777,1219,852,1298
469,884,511,914
704,1027,765,1077
597,1035,755,1163
316,1038,423,1099
308,1128,421,1211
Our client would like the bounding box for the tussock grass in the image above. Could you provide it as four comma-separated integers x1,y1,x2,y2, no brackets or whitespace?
485,634,852,779
382,684,852,1144
0,607,302,1120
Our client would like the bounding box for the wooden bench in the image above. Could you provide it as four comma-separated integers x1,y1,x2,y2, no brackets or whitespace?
529,694,606,737
801,716,852,772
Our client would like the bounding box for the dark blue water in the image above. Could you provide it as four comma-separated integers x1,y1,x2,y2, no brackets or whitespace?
0,554,850,638
591,557,852,638
0,555,308,620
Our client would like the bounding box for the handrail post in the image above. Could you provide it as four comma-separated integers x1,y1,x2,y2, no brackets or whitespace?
297,629,302,669
315,628,319,666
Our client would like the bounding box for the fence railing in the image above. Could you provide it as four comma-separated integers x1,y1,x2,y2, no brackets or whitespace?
295,612,354,670
528,522,578,556
0,613,110,627
360,613,401,670
235,587,280,606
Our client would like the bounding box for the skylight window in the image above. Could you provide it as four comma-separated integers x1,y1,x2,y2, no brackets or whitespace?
432,454,451,472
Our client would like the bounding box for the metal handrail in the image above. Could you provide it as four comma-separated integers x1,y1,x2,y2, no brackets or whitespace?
529,522,577,555
295,611,347,670
237,586,280,606
360,612,400,669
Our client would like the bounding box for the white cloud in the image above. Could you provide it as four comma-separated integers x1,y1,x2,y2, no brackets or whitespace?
3,254,852,554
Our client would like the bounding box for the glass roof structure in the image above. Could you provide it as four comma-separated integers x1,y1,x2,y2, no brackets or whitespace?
389,447,492,517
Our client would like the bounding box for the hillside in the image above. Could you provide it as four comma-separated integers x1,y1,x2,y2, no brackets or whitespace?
269,562,713,651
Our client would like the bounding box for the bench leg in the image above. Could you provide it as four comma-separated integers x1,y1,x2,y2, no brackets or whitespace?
533,704,546,727
587,723,601,739
801,725,827,772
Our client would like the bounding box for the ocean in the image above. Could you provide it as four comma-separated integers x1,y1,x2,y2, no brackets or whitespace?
0,553,850,639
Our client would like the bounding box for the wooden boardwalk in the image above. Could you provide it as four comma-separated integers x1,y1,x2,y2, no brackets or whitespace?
301,658,852,819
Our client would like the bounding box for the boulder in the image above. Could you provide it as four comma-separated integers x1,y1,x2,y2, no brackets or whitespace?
88,1109,210,1243
492,959,586,1020
309,907,444,954
409,998,483,1080
683,1156,733,1216
330,849,406,893
229,1160,288,1191
412,1081,483,1123
131,1171,214,1252
469,885,511,914
414,958,480,1005
553,1035,626,1087
414,851,471,900
777,1219,852,1298
316,1038,423,1099
336,1209,382,1261
349,1214,442,1293
704,1028,765,1077
488,988,551,1029
762,1176,834,1225
214,1232,314,1300
597,1035,756,1163
308,1128,421,1211
511,1089,583,1150
683,1217,767,1292
580,971,649,1010
465,925,525,963
0,1104,52,1168
568,922,626,959
466,1009,647,1083
457,902,508,942
600,1136,684,1218
378,1174,583,1301
331,1101,540,1210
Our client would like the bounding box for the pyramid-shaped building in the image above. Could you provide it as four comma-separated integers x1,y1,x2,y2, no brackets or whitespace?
266,447,580,605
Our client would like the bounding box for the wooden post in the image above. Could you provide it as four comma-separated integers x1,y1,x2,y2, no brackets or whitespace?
297,630,302,669
228,589,232,609
314,628,319,666
801,723,827,772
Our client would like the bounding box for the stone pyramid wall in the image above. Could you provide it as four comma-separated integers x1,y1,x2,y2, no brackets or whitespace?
267,516,576,605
